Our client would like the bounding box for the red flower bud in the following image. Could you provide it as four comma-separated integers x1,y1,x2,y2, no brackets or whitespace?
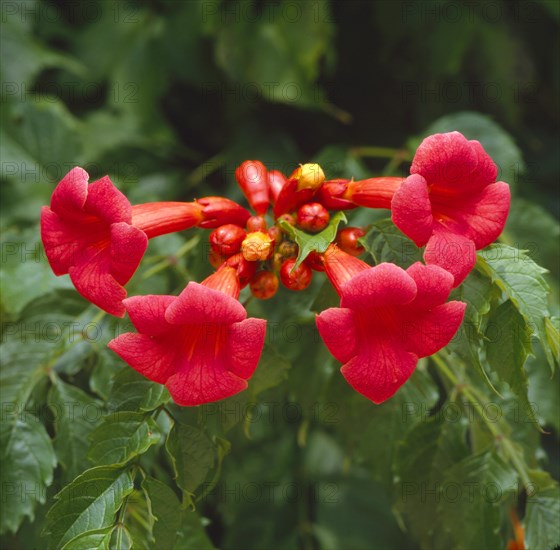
316,179,357,211
267,225,282,244
268,170,287,203
235,160,269,215
208,249,227,269
278,213,296,228
246,215,267,232
209,224,247,256
280,259,313,291
296,202,330,233
336,227,366,257
224,252,257,287
273,163,326,217
197,197,251,229
250,271,279,300
305,251,325,271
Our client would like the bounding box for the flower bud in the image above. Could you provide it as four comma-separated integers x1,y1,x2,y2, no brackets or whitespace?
280,259,313,291
209,224,247,256
267,225,282,244
277,241,298,259
235,160,269,215
316,179,357,211
197,197,251,228
268,170,287,203
296,202,330,233
336,227,366,257
305,251,325,272
208,249,227,269
290,163,325,192
250,271,279,300
224,252,257,287
247,215,267,232
241,231,274,262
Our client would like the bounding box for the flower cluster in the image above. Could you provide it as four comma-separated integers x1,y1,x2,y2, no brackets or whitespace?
41,132,510,405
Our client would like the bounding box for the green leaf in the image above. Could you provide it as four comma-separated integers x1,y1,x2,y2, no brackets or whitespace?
435,452,518,549
143,477,181,550
165,423,215,495
448,269,501,393
63,528,113,550
43,466,134,550
524,474,560,550
477,244,555,371
278,211,346,268
214,0,334,109
0,227,74,316
486,300,539,426
120,489,153,550
173,510,216,550
88,412,161,466
393,411,469,548
48,377,103,480
361,218,422,268
0,415,56,534
107,368,170,413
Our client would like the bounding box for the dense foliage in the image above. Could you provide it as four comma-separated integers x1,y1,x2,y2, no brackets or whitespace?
1,1,559,549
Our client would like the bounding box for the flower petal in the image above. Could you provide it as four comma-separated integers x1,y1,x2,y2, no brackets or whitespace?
469,139,498,187
85,176,132,223
316,308,358,363
226,318,267,379
391,174,434,246
108,333,177,383
340,263,417,310
110,222,148,286
165,358,247,406
165,282,246,325
340,340,418,404
69,248,127,316
50,167,89,217
41,207,78,275
123,295,176,335
457,182,511,249
401,301,466,358
405,262,455,309
411,132,479,194
423,228,476,287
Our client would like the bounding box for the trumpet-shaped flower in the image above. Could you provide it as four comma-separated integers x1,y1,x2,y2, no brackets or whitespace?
316,247,465,403
108,267,267,406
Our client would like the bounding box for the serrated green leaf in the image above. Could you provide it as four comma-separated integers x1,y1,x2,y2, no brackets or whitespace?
88,412,161,466
448,269,502,394
44,466,134,550
0,415,56,534
279,211,347,269
394,411,469,548
49,377,103,481
62,527,113,550
477,244,555,371
143,477,181,549
524,475,560,550
107,368,170,413
361,218,421,268
486,300,540,426
165,423,215,495
434,452,518,549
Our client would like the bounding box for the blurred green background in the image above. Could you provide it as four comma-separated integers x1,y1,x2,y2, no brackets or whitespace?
1,1,559,549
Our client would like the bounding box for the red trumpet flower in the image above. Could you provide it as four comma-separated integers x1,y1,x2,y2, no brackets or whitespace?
316,246,465,403
108,266,267,406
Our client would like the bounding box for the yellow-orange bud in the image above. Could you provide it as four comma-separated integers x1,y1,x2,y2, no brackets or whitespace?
291,163,325,192
241,231,274,262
